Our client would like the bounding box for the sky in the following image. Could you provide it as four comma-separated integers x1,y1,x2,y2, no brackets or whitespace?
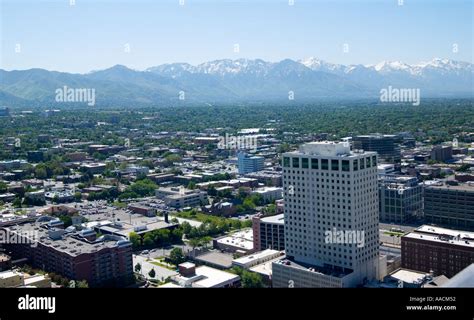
1,0,472,73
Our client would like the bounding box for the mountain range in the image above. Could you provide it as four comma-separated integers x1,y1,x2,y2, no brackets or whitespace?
1,58,472,107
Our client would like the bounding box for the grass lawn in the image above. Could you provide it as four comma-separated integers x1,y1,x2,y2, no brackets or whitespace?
150,260,176,271
383,231,404,237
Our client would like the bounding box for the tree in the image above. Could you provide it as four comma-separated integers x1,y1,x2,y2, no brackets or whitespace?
188,238,201,257
74,192,82,201
35,166,47,179
59,215,72,228
76,280,89,288
129,232,141,248
243,197,256,210
148,268,156,278
200,236,212,249
207,186,217,197
164,154,182,166
0,182,7,193
241,271,264,288
188,227,200,239
134,263,142,273
12,197,22,208
169,248,185,266
181,221,192,235
143,233,154,247
456,164,471,172
171,228,183,243
231,267,264,288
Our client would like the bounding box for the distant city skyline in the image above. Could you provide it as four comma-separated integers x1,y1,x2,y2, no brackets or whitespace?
1,0,472,73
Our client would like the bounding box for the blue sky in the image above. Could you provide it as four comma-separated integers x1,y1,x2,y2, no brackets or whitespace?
1,0,472,73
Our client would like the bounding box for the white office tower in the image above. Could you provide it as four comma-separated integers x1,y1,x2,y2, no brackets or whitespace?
272,141,379,287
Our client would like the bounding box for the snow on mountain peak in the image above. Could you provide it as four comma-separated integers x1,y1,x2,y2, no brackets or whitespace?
370,60,411,72
299,57,345,74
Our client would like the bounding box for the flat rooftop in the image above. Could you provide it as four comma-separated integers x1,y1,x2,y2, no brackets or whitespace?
194,251,234,269
5,222,130,256
403,225,474,248
425,183,474,192
192,266,240,288
232,249,280,266
0,270,21,279
250,257,281,277
286,141,376,158
260,214,284,225
389,269,431,284
84,209,178,237
216,229,254,251
273,258,353,278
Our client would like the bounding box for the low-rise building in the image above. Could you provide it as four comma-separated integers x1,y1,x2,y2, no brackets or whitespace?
80,162,106,174
2,219,133,287
214,229,254,254
424,182,474,231
202,201,236,216
252,214,285,251
127,203,156,217
45,190,75,203
156,187,207,208
244,170,282,186
167,263,240,288
251,187,283,203
232,249,281,269
401,225,474,278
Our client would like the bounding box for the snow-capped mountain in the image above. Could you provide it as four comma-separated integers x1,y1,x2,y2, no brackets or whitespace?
368,61,413,73
146,63,197,78
298,57,346,75
194,59,273,76
1,58,472,106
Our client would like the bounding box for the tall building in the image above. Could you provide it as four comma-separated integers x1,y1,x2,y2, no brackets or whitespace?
352,135,401,163
379,175,423,224
424,183,474,231
272,142,379,287
430,145,453,162
237,152,264,175
401,225,474,278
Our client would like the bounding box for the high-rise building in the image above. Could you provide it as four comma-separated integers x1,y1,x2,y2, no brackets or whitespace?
352,134,401,163
272,142,379,287
430,145,453,162
379,175,423,224
237,152,264,175
424,183,474,231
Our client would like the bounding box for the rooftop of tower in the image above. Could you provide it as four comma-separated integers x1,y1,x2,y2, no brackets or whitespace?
285,141,375,158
